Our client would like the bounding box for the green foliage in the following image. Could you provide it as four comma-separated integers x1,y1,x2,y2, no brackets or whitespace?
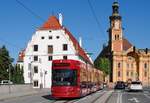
94,57,111,76
11,65,24,84
0,45,24,84
0,45,13,81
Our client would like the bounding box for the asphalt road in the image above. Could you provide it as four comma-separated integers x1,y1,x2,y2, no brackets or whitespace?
1,89,150,103
107,90,150,103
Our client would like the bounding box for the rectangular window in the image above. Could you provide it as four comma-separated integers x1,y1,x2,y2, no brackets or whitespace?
131,64,133,68
49,36,52,39
63,44,68,51
33,80,38,87
131,71,133,77
48,45,53,53
63,56,67,60
34,56,38,61
127,71,129,76
33,45,38,51
48,56,53,61
34,66,38,73
144,63,147,69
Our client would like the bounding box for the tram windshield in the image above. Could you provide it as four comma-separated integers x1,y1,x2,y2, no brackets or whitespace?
52,69,77,86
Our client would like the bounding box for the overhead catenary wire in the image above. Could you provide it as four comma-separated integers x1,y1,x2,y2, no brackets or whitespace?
13,0,92,63
87,0,107,41
0,0,45,59
15,0,45,22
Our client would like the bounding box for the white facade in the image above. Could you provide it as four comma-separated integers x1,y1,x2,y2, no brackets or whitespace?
21,15,93,88
24,29,85,88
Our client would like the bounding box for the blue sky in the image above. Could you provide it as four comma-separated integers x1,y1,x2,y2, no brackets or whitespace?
0,0,150,62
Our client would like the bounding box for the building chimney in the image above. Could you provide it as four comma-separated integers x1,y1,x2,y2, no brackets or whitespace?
59,13,63,26
79,37,82,47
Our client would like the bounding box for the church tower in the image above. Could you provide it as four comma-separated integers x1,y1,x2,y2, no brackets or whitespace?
109,1,123,52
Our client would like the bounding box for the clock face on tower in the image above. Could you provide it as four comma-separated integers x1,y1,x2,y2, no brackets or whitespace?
114,21,119,29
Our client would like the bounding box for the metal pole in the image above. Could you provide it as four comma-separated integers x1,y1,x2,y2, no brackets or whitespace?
9,64,11,94
148,56,150,88
44,71,45,88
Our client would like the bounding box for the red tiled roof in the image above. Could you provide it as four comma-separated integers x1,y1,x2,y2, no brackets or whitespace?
64,28,92,64
123,38,132,51
38,15,92,64
39,16,62,30
17,50,25,62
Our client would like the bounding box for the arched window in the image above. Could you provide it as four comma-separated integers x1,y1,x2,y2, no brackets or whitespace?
131,63,134,68
126,71,129,76
144,63,147,69
127,63,129,68
115,35,117,40
144,71,147,77
118,71,121,77
117,35,119,40
118,63,121,68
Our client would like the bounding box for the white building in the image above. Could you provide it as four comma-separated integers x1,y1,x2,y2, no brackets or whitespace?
18,14,93,88
17,50,25,69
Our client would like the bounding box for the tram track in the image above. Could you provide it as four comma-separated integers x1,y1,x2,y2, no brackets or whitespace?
68,90,106,103
90,91,106,103
51,90,108,103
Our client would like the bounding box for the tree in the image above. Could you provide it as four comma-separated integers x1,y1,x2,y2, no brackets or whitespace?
0,45,13,81
12,65,24,84
94,57,111,77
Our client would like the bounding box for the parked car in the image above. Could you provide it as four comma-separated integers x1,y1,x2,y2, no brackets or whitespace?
0,80,13,85
128,81,143,91
99,83,104,89
103,82,107,88
114,81,125,89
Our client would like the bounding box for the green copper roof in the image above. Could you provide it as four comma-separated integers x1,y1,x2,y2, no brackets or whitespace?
113,2,119,7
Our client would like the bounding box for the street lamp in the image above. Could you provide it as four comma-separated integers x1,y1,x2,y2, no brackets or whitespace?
7,64,11,93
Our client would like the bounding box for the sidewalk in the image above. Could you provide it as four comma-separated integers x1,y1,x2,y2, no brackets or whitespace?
0,88,50,101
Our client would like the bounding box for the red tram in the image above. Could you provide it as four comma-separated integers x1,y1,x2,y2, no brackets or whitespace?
51,59,103,98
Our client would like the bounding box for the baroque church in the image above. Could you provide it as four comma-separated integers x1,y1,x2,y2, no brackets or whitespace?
96,1,150,86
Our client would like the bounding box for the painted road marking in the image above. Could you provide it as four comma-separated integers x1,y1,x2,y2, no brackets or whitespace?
117,92,122,103
128,97,139,103
144,93,150,99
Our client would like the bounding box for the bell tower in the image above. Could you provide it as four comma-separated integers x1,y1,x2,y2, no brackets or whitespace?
108,1,123,52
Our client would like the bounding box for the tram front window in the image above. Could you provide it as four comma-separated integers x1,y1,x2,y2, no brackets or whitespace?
52,69,77,86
